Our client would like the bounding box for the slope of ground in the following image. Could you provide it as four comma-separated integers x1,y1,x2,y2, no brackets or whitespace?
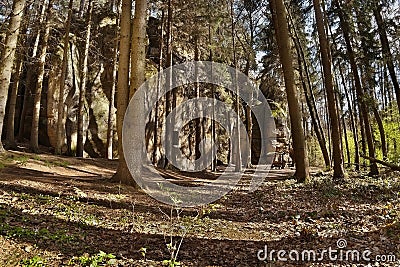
0,151,399,266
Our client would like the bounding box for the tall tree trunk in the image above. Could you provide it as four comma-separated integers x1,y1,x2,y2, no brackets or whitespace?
18,0,47,141
106,0,121,159
230,0,242,172
79,0,86,17
313,0,344,178
334,88,345,164
297,52,330,169
372,106,387,158
357,92,367,168
334,0,379,175
208,21,216,171
341,103,351,166
5,47,23,147
241,5,255,169
56,0,73,155
379,63,387,110
338,64,359,170
152,9,164,165
127,0,147,179
356,7,388,160
112,0,147,186
269,0,309,182
30,0,52,153
287,7,330,169
0,0,26,152
244,69,253,168
359,63,387,160
5,4,29,147
194,36,202,168
76,0,93,157
163,0,173,169
373,3,400,114
112,0,131,184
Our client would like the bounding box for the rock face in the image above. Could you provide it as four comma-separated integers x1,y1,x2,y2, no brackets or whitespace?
39,8,161,158
47,43,65,151
11,6,120,157
9,8,272,162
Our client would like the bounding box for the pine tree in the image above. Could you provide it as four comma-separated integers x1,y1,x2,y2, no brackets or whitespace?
0,0,26,152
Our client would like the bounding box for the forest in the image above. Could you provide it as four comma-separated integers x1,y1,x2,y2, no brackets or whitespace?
0,0,399,265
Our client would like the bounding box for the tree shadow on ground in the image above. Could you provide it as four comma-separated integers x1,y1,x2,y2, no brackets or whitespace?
1,203,398,267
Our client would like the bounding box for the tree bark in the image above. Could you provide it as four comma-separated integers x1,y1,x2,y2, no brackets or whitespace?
356,6,388,160
128,0,147,178
313,0,344,179
0,0,26,152
208,20,216,171
373,3,400,115
298,52,330,169
30,0,53,153
269,0,309,182
340,102,351,166
4,0,30,148
112,0,147,186
17,1,47,141
230,0,243,172
5,48,23,147
333,0,379,175
112,0,132,184
79,0,86,17
194,36,202,168
152,9,164,165
106,0,121,159
287,6,330,169
338,64,360,170
360,154,400,171
76,0,93,157
56,0,73,155
163,0,173,169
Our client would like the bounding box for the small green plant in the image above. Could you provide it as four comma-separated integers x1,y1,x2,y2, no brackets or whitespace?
37,194,52,204
159,205,193,267
32,155,41,161
200,203,222,217
54,160,69,167
43,160,52,168
15,155,30,166
162,258,180,267
21,255,45,267
0,153,18,167
139,247,147,260
0,223,76,242
68,251,116,266
0,224,36,238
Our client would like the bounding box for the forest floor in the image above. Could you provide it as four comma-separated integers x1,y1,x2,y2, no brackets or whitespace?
0,150,399,266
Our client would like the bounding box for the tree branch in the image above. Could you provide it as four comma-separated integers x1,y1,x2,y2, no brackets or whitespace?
360,154,400,171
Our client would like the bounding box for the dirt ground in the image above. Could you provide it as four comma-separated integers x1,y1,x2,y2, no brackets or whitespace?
0,150,399,266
